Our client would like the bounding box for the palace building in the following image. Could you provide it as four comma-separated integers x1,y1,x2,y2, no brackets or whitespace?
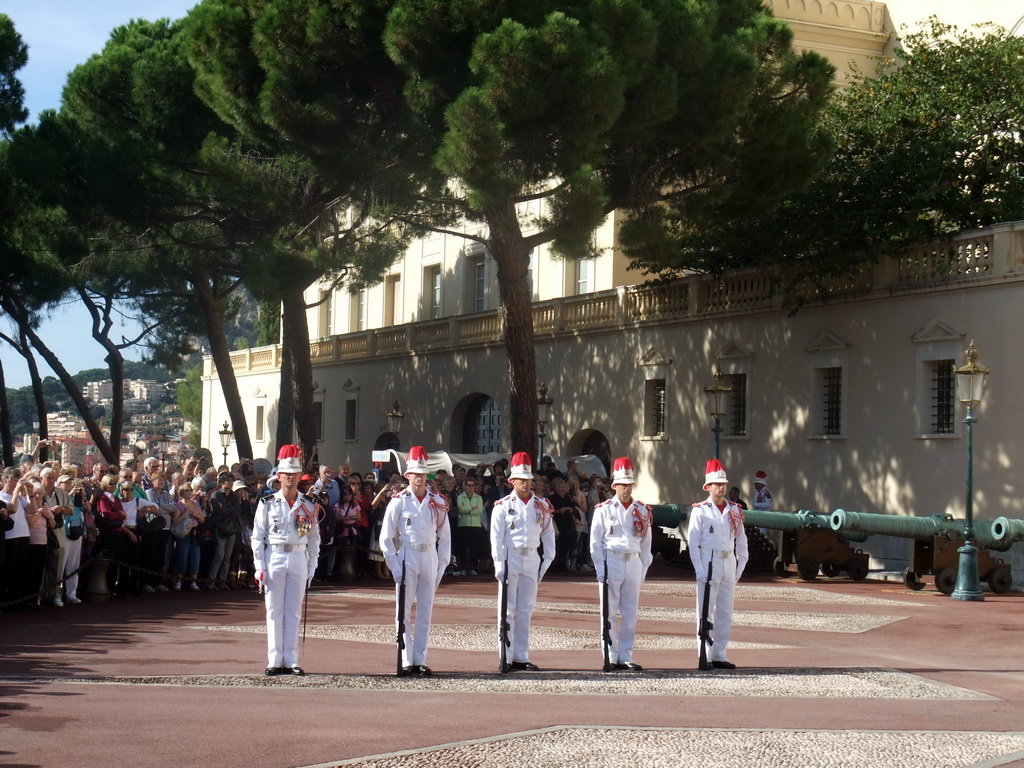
201,0,1024,585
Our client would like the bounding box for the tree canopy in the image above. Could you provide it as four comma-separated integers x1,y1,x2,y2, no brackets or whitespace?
658,19,1024,289
188,0,835,454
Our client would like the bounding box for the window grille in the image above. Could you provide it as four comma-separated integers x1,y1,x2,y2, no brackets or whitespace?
932,359,955,434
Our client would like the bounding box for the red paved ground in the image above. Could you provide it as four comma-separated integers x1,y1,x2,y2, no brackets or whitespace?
1,564,1022,768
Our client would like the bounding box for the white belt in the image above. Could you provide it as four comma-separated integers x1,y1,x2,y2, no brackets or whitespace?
403,542,433,552
513,547,537,555
709,550,734,559
608,550,639,561
270,543,307,552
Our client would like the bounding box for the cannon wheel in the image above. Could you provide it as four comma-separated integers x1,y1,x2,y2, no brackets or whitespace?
820,560,841,578
934,567,957,595
902,568,925,591
846,556,869,582
772,557,791,578
988,564,1013,595
797,557,819,581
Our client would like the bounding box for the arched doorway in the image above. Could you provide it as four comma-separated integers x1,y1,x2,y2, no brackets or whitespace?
373,433,400,477
459,394,503,453
568,429,611,476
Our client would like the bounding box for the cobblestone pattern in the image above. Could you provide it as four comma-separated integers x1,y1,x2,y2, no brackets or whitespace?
329,593,907,633
194,623,786,651
4,668,990,700
309,726,1024,768
639,583,931,607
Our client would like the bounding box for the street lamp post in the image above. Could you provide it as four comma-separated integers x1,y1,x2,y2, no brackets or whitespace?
951,341,989,602
386,401,405,451
704,369,732,460
218,421,233,467
536,383,554,467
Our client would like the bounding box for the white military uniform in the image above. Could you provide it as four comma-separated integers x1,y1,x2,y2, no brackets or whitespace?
251,491,321,669
490,492,556,664
589,497,653,664
686,497,749,663
380,489,452,668
753,484,773,510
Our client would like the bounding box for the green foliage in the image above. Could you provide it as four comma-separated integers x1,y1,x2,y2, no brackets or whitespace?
175,364,203,425
660,19,1024,288
0,15,28,136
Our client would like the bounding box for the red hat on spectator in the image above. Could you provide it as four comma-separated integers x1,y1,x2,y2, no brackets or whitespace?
611,457,636,486
277,445,302,474
703,459,728,489
405,446,429,475
508,452,533,480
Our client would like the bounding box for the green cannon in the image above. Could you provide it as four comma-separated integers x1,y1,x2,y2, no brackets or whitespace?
992,517,1024,549
744,509,871,581
652,505,871,581
829,508,1015,594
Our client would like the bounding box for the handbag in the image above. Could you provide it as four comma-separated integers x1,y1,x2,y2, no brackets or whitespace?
171,515,195,539
66,523,85,541
46,525,61,550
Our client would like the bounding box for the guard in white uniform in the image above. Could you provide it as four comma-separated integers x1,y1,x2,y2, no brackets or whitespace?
687,459,749,669
589,457,653,671
490,452,555,671
379,446,451,675
252,445,321,676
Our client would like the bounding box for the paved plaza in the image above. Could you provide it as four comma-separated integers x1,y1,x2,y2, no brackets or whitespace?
1,564,1022,768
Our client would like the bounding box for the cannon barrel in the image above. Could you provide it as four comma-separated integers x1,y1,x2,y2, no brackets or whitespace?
653,505,868,542
960,519,1020,552
830,509,958,540
991,517,1024,551
653,503,689,531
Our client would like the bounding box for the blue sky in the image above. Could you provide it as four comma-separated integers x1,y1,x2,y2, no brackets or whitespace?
1,1,200,389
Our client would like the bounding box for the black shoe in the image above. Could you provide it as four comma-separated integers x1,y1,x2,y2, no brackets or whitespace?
510,661,539,671
416,665,433,676
286,665,304,676
398,666,416,677
711,660,736,670
621,662,643,672
602,663,616,673
264,667,284,676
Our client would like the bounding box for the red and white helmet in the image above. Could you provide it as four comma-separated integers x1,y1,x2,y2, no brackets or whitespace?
276,444,302,474
754,469,768,485
703,458,728,489
405,446,430,475
611,457,636,486
508,452,534,481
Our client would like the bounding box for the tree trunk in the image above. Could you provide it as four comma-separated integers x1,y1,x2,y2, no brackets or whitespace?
281,286,316,471
0,357,15,467
275,332,294,454
487,203,539,459
21,330,50,463
0,295,115,461
193,266,254,460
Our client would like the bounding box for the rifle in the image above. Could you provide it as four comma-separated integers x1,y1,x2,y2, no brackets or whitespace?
698,556,714,671
396,557,407,675
600,550,613,672
498,555,511,673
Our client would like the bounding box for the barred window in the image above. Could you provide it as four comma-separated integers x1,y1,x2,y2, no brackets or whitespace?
644,378,667,437
820,367,842,436
312,400,324,442
255,405,265,442
344,398,357,441
727,373,747,436
931,359,955,434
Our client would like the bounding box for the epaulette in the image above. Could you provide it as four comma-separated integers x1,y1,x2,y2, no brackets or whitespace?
429,490,449,511
535,496,554,513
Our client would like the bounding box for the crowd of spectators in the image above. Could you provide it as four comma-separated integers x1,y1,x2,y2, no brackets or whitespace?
1,447,623,614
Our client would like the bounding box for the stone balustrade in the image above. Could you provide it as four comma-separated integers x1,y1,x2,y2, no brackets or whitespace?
208,221,1024,377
